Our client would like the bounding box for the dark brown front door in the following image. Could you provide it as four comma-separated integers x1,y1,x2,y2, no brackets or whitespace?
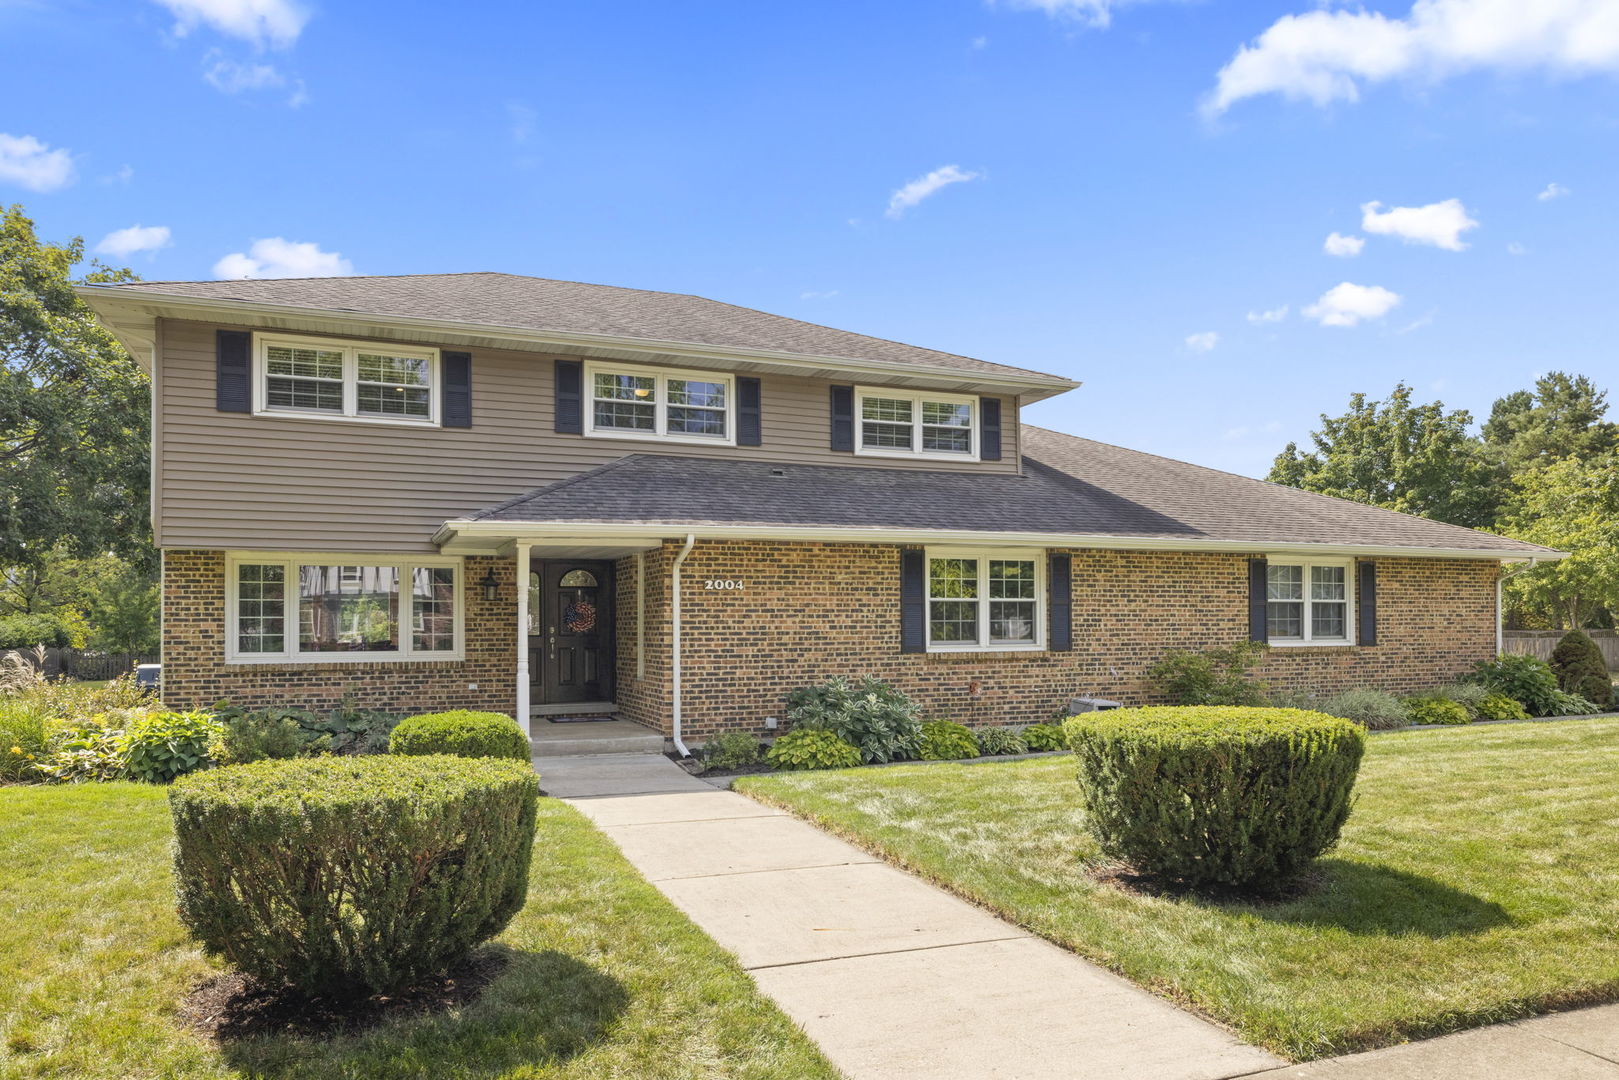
530,561,614,705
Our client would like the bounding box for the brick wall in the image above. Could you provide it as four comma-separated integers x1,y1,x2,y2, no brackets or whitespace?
160,550,517,715
645,540,1499,740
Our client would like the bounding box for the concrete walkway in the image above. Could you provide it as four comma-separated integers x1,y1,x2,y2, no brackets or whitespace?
540,752,1280,1080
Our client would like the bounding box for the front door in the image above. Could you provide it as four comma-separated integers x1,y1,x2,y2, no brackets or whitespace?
530,561,614,705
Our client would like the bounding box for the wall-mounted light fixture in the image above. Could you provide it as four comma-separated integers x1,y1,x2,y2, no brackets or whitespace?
480,568,500,602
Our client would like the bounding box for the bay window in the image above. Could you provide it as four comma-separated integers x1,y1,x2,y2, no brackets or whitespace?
926,549,1043,651
258,336,439,424
857,388,976,460
227,555,463,662
1266,558,1353,645
585,361,734,444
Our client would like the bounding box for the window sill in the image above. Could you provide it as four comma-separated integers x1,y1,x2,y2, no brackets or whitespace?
923,646,1051,660
583,428,736,448
855,446,977,464
1267,640,1355,649
253,409,442,429
225,652,465,666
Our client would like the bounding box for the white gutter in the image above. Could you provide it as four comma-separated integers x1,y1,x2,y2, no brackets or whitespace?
1496,557,1542,655
434,519,1565,564
72,286,1080,400
670,533,697,758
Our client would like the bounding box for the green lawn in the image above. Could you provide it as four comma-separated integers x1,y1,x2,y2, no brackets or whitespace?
738,718,1619,1062
0,783,838,1080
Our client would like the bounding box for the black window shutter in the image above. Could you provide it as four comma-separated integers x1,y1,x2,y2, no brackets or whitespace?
1357,561,1378,645
216,329,252,413
441,351,472,427
900,548,926,653
554,359,583,434
830,385,854,452
1048,553,1072,651
737,376,762,446
1248,558,1268,643
980,397,1003,461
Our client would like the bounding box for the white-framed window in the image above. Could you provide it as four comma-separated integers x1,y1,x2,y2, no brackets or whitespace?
925,548,1044,652
256,335,440,426
583,361,735,445
855,388,977,460
225,553,463,663
1266,557,1354,646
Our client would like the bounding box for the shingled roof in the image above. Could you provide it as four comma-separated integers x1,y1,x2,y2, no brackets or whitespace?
460,425,1554,557
103,272,1061,381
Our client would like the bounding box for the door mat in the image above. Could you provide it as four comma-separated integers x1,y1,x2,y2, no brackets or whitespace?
545,715,618,724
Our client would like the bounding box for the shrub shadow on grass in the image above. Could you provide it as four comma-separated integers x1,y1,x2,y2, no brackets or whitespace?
212,945,629,1078
1211,860,1514,938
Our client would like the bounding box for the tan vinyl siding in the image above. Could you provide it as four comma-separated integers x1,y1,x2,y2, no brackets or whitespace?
156,319,1022,552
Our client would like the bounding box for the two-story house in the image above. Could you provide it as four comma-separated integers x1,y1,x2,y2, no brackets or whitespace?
79,273,1556,751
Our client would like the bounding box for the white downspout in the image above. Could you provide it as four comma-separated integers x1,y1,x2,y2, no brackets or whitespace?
670,533,696,758
516,542,532,737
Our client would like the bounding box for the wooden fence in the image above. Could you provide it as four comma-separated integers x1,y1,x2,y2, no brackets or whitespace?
1502,631,1619,671
1,648,158,681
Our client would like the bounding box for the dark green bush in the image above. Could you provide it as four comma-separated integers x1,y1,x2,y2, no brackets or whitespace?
1317,688,1410,730
918,720,979,760
209,713,311,765
170,755,538,997
974,727,1028,755
1145,641,1270,706
1403,696,1470,725
1549,631,1614,710
1063,706,1365,890
1476,693,1530,722
702,731,763,770
1020,723,1066,752
124,710,224,783
210,701,403,756
390,711,529,761
0,613,76,650
765,728,862,771
1471,653,1563,716
785,676,921,763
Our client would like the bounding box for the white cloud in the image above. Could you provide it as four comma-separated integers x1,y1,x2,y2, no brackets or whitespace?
971,35,989,49
1222,425,1250,441
1538,181,1570,201
1323,231,1365,257
1184,331,1219,352
998,0,1152,30
0,133,75,192
1507,241,1528,255
213,237,353,279
101,164,135,185
1205,0,1619,115
204,55,284,92
800,289,841,300
155,0,308,48
96,225,172,258
1361,198,1478,250
1304,282,1402,327
885,164,981,219
1247,304,1289,324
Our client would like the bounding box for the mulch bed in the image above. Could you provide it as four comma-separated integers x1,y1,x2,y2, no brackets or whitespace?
178,950,508,1041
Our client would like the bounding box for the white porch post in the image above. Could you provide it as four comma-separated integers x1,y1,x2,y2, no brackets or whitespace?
516,542,532,736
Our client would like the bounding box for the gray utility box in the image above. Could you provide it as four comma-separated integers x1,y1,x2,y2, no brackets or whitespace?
1067,696,1121,713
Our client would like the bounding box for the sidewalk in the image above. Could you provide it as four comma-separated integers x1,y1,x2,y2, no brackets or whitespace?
542,753,1280,1080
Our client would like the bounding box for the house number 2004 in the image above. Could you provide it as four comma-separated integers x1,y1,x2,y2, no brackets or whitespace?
704,579,744,590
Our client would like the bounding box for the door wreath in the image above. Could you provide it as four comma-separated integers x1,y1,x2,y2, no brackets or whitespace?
563,600,596,633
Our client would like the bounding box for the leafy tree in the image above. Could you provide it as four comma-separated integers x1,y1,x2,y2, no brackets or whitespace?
1268,383,1502,529
1498,452,1619,629
0,205,150,580
1482,372,1618,475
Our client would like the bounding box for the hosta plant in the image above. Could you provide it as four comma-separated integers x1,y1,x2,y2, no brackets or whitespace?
918,720,979,761
765,728,862,771
974,727,1028,756
1020,723,1066,752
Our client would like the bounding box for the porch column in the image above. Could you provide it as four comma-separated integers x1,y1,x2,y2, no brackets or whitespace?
516,542,532,736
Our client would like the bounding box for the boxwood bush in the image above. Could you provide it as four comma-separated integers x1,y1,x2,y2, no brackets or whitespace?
765,728,862,771
918,720,979,760
1063,706,1365,890
390,710,529,760
170,755,539,997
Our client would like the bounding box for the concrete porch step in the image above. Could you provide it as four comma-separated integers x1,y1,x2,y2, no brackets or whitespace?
530,717,666,757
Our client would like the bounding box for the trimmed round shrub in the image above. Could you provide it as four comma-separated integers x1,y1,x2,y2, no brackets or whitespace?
1020,723,1066,752
1550,630,1614,710
124,710,224,783
918,720,979,760
171,755,538,997
702,730,763,770
1404,696,1470,725
765,728,862,771
786,676,922,763
1476,693,1530,722
974,727,1028,756
390,711,529,761
1318,688,1410,731
1063,706,1365,890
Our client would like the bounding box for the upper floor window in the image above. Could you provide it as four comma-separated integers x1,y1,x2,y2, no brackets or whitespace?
257,336,439,425
1266,558,1353,645
584,361,734,445
856,388,976,460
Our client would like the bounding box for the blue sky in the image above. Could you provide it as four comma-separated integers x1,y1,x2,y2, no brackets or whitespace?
7,0,1617,477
